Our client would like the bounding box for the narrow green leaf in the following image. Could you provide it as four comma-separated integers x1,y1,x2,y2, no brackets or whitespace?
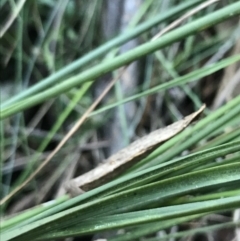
9,141,240,229
37,195,240,240
3,163,240,240
2,1,240,118
89,54,240,116
2,0,202,108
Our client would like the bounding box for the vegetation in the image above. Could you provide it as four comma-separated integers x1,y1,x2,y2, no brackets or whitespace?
1,0,240,240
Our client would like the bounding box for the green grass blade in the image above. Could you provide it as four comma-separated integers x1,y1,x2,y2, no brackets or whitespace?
31,195,240,240
90,55,240,116
3,162,240,240
1,0,203,108
2,1,240,118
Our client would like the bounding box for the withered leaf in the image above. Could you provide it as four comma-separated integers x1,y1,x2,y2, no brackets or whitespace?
66,105,205,196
